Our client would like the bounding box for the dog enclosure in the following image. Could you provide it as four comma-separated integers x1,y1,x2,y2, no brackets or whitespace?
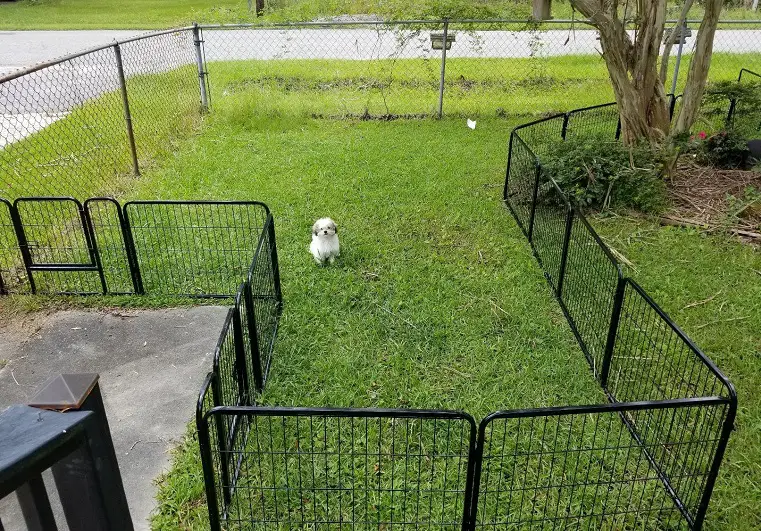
0,19,749,531
194,103,737,530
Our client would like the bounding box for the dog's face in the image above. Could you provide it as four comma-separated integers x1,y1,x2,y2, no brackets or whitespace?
312,217,337,237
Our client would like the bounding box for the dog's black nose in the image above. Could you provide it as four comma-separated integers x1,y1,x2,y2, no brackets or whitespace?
324,230,328,234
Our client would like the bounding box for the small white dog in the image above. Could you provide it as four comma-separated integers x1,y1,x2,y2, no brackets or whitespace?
310,217,340,264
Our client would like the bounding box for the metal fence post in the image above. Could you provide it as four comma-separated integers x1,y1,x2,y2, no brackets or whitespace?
113,43,140,177
556,205,574,297
669,19,687,97
438,19,449,119
268,216,283,314
243,281,265,393
527,163,541,242
193,24,209,112
232,304,250,404
600,277,626,386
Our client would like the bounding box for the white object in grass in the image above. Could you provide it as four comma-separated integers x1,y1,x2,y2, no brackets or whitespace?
467,119,477,130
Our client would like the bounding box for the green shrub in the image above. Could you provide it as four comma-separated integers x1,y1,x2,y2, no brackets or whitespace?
683,129,753,169
541,136,666,213
701,130,752,169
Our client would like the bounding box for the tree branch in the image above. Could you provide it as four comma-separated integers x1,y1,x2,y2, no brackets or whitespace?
674,0,725,133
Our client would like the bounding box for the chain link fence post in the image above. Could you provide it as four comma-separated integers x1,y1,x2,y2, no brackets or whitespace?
670,18,688,97
193,24,209,112
438,19,449,119
113,43,140,177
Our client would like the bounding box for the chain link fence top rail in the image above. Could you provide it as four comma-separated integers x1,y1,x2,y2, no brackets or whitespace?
199,19,761,120
0,28,200,200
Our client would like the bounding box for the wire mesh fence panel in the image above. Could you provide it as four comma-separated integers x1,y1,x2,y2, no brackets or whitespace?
604,279,736,520
14,198,102,294
119,31,200,166
247,215,279,385
123,201,269,297
212,308,247,456
201,408,476,530
0,199,25,294
608,280,732,404
729,68,761,137
0,47,132,199
197,373,224,530
473,401,726,530
504,133,538,236
564,103,620,140
529,175,569,292
202,23,442,118
559,212,621,377
444,22,613,118
511,115,564,159
84,198,134,295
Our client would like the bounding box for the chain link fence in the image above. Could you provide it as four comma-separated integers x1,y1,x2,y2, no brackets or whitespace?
0,28,201,200
200,19,761,120
1,19,761,201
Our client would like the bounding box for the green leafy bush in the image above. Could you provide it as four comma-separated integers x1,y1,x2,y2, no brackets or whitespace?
541,136,666,213
701,130,752,169
682,129,753,169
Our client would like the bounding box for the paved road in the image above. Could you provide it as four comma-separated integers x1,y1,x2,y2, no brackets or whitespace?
0,30,141,75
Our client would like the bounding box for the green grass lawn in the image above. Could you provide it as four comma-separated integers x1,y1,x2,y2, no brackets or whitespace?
140,111,613,528
2,0,761,29
0,0,245,30
205,52,756,121
142,109,760,529
593,215,761,530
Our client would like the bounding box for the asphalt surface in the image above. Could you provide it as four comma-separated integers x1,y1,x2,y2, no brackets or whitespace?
0,306,228,530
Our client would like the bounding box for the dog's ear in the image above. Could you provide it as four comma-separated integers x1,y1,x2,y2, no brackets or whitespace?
312,220,320,236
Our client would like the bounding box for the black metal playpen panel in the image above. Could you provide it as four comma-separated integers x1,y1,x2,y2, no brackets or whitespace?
194,103,735,531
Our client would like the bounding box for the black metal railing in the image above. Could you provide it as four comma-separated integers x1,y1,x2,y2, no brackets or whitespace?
501,103,737,529
727,67,761,136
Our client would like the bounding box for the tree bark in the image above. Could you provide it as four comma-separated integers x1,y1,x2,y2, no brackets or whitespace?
573,0,670,144
674,0,724,133
532,0,552,20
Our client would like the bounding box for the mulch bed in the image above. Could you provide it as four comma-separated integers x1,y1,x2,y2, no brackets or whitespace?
663,159,761,244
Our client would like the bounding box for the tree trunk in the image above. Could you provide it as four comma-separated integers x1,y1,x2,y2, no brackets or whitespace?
573,0,670,144
674,0,724,133
532,0,552,20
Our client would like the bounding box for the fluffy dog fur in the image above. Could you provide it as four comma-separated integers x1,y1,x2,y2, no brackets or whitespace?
310,217,340,264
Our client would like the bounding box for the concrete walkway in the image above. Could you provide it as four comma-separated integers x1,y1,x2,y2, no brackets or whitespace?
0,306,228,530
